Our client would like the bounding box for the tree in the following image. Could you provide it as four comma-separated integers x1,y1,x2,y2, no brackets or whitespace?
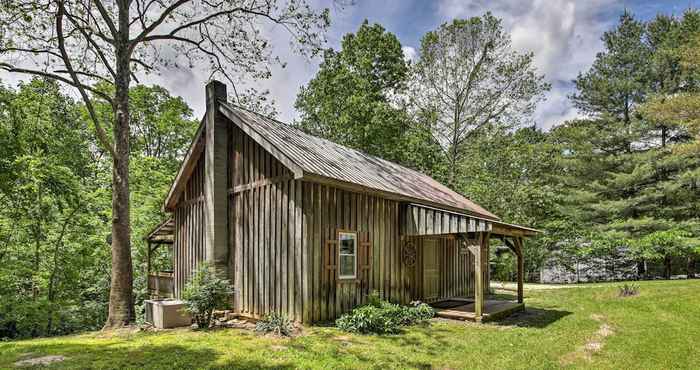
571,11,650,130
295,21,440,170
409,13,549,186
0,79,110,338
0,0,330,328
553,10,700,280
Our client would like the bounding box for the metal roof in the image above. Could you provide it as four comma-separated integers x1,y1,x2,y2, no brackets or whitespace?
145,218,175,244
219,103,499,220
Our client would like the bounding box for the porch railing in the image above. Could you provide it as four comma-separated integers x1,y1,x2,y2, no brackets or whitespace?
148,271,174,298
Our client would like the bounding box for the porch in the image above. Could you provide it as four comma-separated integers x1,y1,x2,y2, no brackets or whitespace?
146,218,175,299
431,299,525,322
404,203,539,322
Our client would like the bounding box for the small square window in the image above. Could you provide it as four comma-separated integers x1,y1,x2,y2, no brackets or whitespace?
338,231,357,279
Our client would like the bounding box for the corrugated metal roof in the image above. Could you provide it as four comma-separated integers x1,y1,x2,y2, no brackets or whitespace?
220,103,499,220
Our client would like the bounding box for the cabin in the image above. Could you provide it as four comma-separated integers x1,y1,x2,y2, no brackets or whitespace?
145,81,539,324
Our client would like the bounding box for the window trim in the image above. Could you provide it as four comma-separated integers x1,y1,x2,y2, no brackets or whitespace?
337,230,358,280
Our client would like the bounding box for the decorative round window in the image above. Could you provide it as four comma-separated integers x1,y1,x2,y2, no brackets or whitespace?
402,242,417,267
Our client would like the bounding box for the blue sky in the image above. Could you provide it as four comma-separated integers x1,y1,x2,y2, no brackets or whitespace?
300,0,696,129
0,0,695,129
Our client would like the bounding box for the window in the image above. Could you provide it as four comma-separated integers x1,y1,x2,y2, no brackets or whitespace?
338,231,357,279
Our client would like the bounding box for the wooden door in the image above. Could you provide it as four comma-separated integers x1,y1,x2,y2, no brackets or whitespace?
422,239,439,300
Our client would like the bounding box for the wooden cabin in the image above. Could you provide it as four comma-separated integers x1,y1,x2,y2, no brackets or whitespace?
146,81,538,323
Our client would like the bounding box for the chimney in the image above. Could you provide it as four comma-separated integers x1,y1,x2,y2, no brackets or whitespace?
204,80,229,279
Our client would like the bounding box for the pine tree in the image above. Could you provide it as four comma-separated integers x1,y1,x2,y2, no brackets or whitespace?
556,11,700,279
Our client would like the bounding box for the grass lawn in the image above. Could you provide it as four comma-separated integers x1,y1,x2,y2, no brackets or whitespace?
1,279,699,369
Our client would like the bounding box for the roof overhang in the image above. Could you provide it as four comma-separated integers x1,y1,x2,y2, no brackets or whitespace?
490,220,541,237
163,118,205,212
404,203,540,238
145,218,175,244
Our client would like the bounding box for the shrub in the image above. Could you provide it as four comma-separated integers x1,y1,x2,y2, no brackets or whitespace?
336,295,435,334
409,302,435,323
181,263,233,329
255,312,294,336
618,283,640,297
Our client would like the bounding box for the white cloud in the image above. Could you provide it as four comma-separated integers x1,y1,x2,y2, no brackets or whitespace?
437,0,619,129
0,1,623,130
402,46,417,62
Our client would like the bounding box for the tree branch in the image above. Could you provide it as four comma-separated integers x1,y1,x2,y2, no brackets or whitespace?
56,1,116,158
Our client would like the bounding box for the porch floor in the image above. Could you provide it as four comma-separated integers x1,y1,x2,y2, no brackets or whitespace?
432,299,524,322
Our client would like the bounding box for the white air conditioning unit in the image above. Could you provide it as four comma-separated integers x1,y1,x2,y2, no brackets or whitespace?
144,300,191,329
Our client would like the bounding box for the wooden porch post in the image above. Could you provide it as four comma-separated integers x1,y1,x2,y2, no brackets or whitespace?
146,241,151,298
146,241,151,277
468,232,490,322
514,237,524,304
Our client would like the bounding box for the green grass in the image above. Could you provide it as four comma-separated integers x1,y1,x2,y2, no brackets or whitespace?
2,279,699,369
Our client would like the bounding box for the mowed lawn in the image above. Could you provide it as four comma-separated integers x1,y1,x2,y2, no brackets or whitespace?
2,280,699,369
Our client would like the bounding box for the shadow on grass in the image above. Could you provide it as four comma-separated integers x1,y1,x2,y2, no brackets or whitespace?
490,307,572,328
3,338,295,369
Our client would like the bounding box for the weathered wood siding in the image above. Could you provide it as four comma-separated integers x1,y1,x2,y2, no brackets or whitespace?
405,237,475,302
303,182,408,323
404,204,491,236
173,153,207,298
228,124,300,319
173,122,486,323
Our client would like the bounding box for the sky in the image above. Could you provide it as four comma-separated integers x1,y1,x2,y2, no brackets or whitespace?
0,0,696,130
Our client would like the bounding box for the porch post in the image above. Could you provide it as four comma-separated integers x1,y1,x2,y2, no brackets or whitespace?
468,232,490,322
515,237,524,304
146,241,151,298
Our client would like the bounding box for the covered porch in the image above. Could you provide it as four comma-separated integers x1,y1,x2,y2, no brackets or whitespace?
403,204,539,322
145,218,175,299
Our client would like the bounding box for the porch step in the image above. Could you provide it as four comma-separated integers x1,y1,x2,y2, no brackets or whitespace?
433,300,524,322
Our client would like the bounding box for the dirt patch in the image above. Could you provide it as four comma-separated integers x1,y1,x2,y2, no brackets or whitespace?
269,345,288,352
598,323,614,337
560,314,615,365
15,355,67,367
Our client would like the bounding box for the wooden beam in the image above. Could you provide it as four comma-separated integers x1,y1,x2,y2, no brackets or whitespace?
228,175,293,194
514,237,524,304
467,232,489,322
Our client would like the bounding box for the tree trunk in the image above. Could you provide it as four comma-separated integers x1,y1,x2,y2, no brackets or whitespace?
687,255,696,279
664,255,672,280
637,260,646,280
104,1,134,328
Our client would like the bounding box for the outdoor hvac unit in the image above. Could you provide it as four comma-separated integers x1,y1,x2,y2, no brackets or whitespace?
144,300,191,329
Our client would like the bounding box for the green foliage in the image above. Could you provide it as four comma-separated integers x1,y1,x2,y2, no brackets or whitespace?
0,79,110,339
295,21,442,170
335,295,434,334
0,80,198,339
410,13,550,185
547,10,700,280
181,263,233,329
255,312,294,337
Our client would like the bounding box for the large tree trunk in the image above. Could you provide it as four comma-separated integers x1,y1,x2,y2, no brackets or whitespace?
104,1,133,328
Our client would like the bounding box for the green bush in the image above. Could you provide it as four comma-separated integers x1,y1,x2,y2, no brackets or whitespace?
335,295,435,334
255,312,294,336
618,283,640,297
181,263,233,329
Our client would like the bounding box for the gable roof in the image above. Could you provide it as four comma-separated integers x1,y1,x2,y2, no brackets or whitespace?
218,103,498,220
164,101,498,220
